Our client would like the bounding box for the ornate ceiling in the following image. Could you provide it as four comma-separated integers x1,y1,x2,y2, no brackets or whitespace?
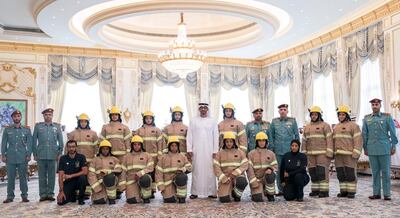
0,0,391,59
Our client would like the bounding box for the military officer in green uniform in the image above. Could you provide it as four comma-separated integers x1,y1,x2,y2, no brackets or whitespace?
362,98,398,200
32,108,64,202
1,110,32,203
245,108,271,152
270,104,299,195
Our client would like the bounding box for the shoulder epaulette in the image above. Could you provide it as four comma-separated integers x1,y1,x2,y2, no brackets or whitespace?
364,113,372,118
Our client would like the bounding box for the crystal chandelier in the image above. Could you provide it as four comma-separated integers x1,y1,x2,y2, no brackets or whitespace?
158,13,206,78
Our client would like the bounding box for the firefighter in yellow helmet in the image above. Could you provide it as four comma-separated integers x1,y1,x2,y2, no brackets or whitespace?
162,106,189,160
134,110,163,198
66,113,98,197
333,105,362,198
218,103,248,153
156,136,191,203
213,132,248,203
87,140,122,204
247,132,278,202
120,135,154,204
301,106,333,198
99,106,131,199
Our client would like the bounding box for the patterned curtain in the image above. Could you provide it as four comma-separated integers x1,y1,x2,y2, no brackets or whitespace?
48,55,116,122
208,64,261,119
138,60,200,118
263,59,294,120
345,22,384,117
300,42,337,116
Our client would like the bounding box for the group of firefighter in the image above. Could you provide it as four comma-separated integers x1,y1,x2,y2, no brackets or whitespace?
2,97,396,205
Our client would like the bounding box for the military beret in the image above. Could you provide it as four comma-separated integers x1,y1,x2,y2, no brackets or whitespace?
252,108,263,113
278,104,288,109
369,98,382,104
11,109,22,116
42,108,54,114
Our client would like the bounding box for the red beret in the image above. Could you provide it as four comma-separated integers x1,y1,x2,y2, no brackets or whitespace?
278,104,288,109
11,110,22,116
369,98,382,104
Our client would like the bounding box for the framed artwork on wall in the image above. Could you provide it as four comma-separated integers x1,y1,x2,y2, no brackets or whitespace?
0,99,27,127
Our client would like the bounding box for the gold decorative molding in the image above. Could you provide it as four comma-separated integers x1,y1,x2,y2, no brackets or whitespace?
0,63,36,97
261,0,400,66
123,108,132,123
0,41,262,67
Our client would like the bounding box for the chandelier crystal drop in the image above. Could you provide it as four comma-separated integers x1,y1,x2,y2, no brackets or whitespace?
158,13,206,78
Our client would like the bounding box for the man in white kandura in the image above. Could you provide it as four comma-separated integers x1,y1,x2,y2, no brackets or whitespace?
187,102,219,199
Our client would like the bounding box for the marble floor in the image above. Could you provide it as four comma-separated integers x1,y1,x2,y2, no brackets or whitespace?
0,174,399,218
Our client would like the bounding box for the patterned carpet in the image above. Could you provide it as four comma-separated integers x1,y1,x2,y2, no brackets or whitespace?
0,174,399,218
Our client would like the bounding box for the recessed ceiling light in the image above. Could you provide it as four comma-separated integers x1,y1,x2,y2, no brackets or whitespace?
60,8,65,12
338,8,343,12
76,0,80,4
52,16,56,19
300,9,304,13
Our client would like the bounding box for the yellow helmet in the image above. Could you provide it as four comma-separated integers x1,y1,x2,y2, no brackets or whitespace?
308,106,322,113
168,136,180,144
131,135,144,143
108,106,121,114
336,105,351,114
222,103,235,110
77,113,89,121
171,106,183,113
223,132,236,140
99,139,112,148
255,132,268,141
142,111,154,117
